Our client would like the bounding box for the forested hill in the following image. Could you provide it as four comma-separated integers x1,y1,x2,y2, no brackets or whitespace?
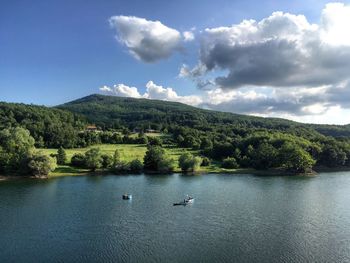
58,94,296,129
58,94,350,138
2,94,350,147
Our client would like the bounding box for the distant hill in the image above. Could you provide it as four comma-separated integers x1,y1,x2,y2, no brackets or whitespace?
57,94,297,128
57,94,350,137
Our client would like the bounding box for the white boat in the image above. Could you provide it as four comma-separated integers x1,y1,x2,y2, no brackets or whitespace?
185,195,194,203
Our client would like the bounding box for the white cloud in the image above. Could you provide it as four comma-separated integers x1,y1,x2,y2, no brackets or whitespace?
109,16,182,62
99,85,112,93
321,3,350,46
144,81,203,105
183,31,195,42
99,84,141,98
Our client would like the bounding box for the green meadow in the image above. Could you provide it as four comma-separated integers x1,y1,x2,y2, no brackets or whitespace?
38,144,229,176
39,144,148,163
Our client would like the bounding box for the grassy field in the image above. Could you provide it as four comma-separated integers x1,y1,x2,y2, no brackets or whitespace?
39,144,205,163
39,143,226,176
39,144,147,162
35,143,279,177
129,132,163,138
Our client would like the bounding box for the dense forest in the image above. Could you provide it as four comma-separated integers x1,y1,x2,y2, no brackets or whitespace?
0,103,87,148
1,94,350,175
58,94,350,138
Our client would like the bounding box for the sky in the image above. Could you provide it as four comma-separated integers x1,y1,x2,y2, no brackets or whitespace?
1,0,350,124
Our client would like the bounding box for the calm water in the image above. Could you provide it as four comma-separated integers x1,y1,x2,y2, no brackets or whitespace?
1,173,350,262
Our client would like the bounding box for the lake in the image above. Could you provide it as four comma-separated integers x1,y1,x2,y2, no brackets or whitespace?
1,172,350,262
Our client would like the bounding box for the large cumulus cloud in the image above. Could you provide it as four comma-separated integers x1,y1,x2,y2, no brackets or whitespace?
109,16,182,63
187,3,350,90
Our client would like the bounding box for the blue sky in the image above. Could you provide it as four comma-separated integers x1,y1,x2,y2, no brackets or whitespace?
1,0,350,124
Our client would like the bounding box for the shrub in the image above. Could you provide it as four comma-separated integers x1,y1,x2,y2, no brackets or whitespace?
201,157,211,167
158,158,175,173
222,157,239,169
138,136,148,144
113,161,130,173
179,153,202,172
101,154,113,168
147,137,162,146
129,159,143,173
71,153,86,168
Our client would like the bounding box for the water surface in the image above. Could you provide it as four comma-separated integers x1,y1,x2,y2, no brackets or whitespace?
1,173,350,262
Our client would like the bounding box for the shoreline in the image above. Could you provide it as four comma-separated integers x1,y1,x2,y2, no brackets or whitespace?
3,166,350,182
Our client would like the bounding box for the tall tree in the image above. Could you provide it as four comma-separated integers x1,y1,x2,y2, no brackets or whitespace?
28,153,57,178
56,146,67,165
0,127,35,174
84,148,102,171
143,146,174,172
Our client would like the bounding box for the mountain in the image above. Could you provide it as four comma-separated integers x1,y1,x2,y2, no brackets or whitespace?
58,94,297,128
57,94,350,137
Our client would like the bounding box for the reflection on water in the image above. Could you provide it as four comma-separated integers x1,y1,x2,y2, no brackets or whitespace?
1,172,350,262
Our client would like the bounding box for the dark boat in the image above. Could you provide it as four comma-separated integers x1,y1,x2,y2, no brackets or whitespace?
173,195,194,206
173,201,187,206
122,194,132,200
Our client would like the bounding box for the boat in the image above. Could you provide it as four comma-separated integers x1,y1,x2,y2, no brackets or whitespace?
185,195,194,203
173,201,187,206
173,195,194,206
122,193,132,200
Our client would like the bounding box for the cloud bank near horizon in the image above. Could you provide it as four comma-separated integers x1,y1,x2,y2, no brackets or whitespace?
99,80,350,122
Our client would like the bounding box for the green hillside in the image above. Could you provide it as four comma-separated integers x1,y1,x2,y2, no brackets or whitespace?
57,94,350,137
